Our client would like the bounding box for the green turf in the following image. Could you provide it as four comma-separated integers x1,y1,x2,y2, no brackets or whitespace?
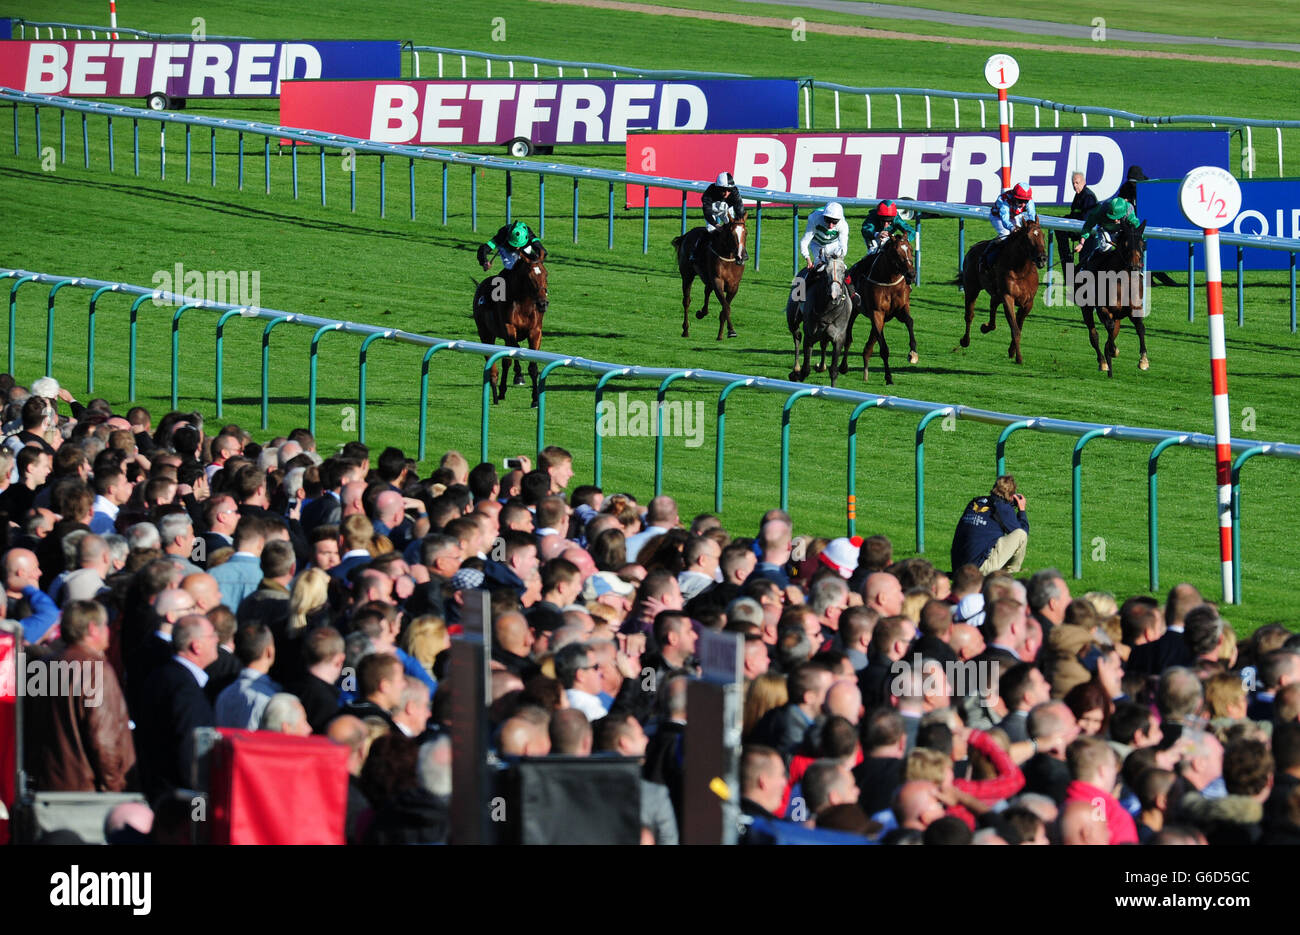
2,0,1299,635
845,0,1299,45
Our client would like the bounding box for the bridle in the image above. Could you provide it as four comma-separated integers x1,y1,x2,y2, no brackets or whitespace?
707,217,747,264
863,238,912,286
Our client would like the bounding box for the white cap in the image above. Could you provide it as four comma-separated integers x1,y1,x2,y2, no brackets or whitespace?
716,171,734,186
823,202,844,222
953,593,986,628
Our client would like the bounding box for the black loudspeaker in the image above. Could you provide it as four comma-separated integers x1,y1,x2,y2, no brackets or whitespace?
505,756,641,845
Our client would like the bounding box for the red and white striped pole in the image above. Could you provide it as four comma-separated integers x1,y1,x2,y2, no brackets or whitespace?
997,88,1011,190
984,54,1019,191
109,0,119,39
1180,166,1242,603
1204,227,1234,602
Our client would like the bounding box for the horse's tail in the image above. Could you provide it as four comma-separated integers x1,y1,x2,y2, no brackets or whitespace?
671,233,685,250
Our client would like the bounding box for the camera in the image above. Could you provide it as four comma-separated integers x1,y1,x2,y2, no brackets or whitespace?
503,458,522,470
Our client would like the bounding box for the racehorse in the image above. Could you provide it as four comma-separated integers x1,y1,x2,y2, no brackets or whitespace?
1077,220,1149,376
846,233,917,385
959,218,1048,365
788,256,853,388
672,211,748,340
473,246,548,406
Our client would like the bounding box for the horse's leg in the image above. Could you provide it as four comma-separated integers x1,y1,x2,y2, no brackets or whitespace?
982,293,999,335
862,315,879,382
1011,300,1030,365
680,266,693,339
877,316,893,386
697,266,713,322
1083,306,1105,372
500,333,521,401
828,338,840,389
800,326,812,381
789,317,803,382
1134,314,1150,370
1102,314,1121,379
1002,295,1022,363
721,278,738,339
474,304,504,405
840,301,857,375
900,305,919,364
961,283,977,348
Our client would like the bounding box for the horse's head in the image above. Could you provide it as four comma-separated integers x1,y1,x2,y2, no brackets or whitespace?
1023,219,1048,268
889,232,917,285
727,211,748,259
526,260,549,311
818,256,850,305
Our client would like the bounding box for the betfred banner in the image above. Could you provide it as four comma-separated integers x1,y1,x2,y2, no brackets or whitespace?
0,40,403,99
625,130,1229,208
280,78,799,146
1141,178,1300,271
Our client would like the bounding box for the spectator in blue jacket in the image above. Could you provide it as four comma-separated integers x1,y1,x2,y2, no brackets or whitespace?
950,475,1029,575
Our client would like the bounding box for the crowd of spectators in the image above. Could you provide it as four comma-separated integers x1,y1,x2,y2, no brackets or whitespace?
3,370,1298,846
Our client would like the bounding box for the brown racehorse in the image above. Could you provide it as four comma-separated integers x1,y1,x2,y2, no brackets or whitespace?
473,246,548,406
960,219,1048,364
673,211,748,340
1077,220,1149,376
846,233,917,385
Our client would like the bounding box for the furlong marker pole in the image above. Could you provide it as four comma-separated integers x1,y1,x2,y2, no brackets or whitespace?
984,54,1018,191
109,0,119,39
1204,227,1234,603
1180,165,1241,603
998,88,1010,190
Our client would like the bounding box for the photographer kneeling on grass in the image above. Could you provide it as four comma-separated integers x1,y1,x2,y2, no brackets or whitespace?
951,475,1029,576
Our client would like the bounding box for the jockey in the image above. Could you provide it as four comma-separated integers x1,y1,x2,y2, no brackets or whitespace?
702,171,745,232
788,201,855,321
986,184,1037,268
1078,195,1141,268
860,199,915,256
477,219,544,272
800,201,849,269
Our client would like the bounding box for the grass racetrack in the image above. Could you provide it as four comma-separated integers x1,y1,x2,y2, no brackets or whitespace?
3,0,1299,634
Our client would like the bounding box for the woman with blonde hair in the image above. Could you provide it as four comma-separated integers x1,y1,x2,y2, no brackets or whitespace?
287,567,333,634
900,589,929,625
402,614,451,686
743,672,788,741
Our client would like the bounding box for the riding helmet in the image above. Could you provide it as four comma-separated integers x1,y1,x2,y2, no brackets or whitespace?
877,200,898,217
1011,184,1032,201
716,171,736,187
507,220,531,248
823,202,845,222
1104,197,1130,220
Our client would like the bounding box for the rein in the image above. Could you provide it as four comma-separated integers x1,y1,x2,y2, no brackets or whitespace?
707,222,745,263
863,248,905,286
